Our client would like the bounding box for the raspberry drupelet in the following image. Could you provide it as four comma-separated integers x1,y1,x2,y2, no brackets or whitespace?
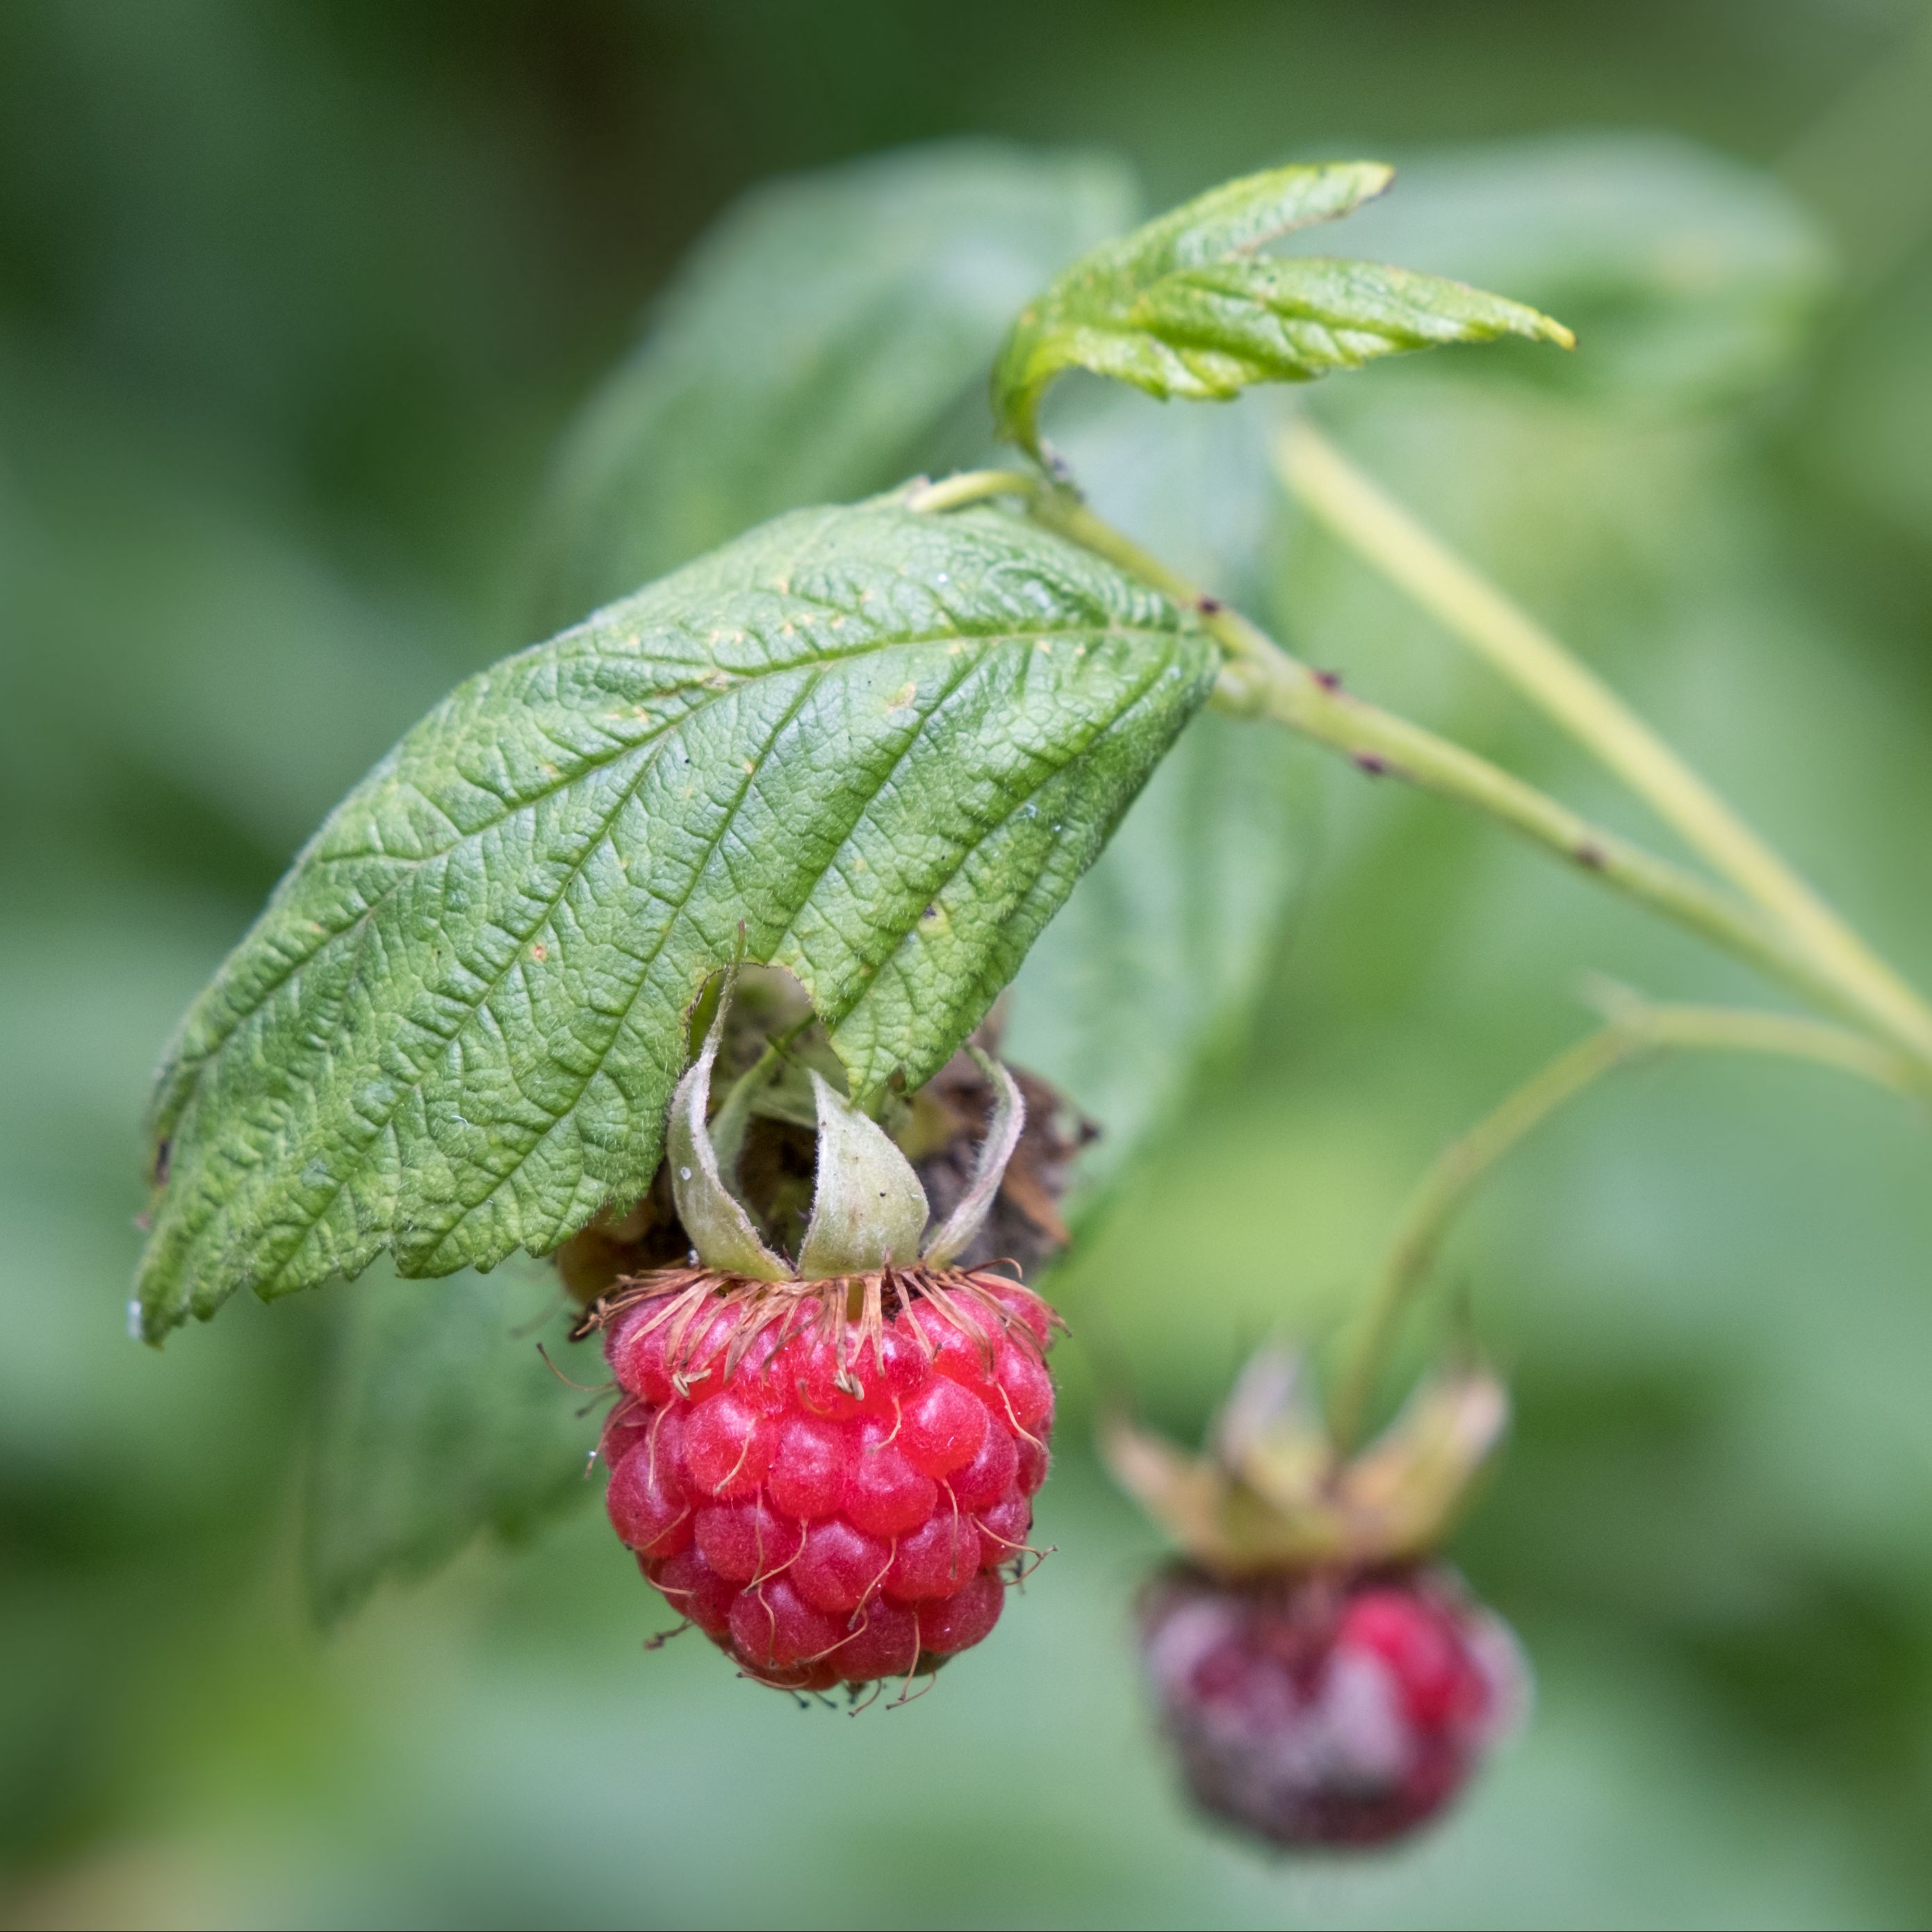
598,1266,1054,1692
1139,1564,1523,1847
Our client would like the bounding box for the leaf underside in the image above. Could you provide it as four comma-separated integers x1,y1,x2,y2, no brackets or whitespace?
992,161,1572,456
138,494,1214,1339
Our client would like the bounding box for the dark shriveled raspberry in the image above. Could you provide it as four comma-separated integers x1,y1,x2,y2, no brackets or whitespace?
591,1265,1056,1695
1139,1564,1525,1848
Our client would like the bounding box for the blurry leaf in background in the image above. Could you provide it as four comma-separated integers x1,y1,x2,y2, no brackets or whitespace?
1004,710,1312,1209
1006,396,1318,1206
0,885,322,1875
0,349,464,877
1800,254,1932,571
533,140,1135,626
1279,132,1835,409
304,1270,589,1624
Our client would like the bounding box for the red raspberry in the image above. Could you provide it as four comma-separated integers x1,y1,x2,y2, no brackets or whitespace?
1138,1565,1525,1847
598,1400,653,1472
883,1512,981,1600
899,1376,990,1476
598,1270,1056,1694
830,1599,921,1683
974,1491,1033,1569
947,1424,1019,1511
684,1391,776,1498
916,1571,1004,1655
693,1496,804,1582
765,1414,847,1518
842,1422,939,1539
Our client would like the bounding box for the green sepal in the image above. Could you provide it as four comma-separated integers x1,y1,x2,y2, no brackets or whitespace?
668,990,794,1282
796,1071,931,1277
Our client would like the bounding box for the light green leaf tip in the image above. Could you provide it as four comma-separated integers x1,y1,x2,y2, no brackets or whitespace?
992,160,1573,457
136,491,1215,1340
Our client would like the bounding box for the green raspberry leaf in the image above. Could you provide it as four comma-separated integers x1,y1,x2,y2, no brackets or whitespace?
991,162,1573,458
304,1268,590,1625
137,493,1214,1340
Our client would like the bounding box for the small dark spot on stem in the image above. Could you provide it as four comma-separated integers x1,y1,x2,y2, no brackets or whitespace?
1352,753,1389,777
1195,596,1223,615
1314,668,1343,691
1575,841,1608,870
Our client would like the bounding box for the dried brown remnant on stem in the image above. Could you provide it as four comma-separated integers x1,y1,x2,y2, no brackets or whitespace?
901,1049,1095,1273
552,987,1093,1305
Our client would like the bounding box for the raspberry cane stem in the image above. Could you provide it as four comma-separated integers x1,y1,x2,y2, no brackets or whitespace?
908,470,1897,1053
1277,420,1932,1067
1327,993,1925,1453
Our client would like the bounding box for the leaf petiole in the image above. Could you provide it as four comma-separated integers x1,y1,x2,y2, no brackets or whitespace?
903,469,1045,516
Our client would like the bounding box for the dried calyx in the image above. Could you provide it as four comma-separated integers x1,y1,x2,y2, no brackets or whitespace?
555,970,1087,1304
1113,1348,1523,1847
664,973,1028,1286
568,971,1056,1408
1104,1347,1507,1579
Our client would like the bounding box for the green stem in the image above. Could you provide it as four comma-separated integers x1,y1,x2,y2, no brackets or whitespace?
1327,1000,1926,1453
1206,634,1875,1033
933,476,1892,1042
1276,420,1932,1067
903,469,1045,516
911,468,1932,1448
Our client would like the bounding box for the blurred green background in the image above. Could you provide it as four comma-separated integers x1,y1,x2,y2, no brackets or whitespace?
6,3,1932,1926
